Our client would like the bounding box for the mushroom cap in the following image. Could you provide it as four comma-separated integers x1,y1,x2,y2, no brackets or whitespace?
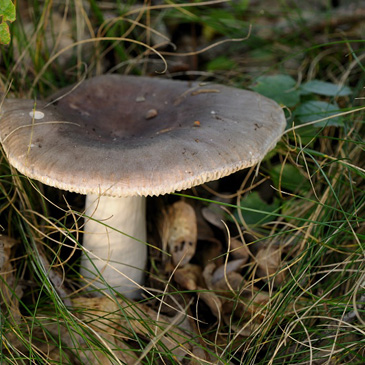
0,75,285,197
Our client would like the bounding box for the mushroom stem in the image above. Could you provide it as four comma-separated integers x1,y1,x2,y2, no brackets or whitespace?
81,194,147,298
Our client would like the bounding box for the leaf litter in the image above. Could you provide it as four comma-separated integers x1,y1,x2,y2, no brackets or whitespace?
2,0,364,363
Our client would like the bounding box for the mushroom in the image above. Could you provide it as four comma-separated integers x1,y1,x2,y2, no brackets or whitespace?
0,75,286,298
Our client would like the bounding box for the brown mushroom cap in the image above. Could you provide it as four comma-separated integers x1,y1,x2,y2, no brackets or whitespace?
0,75,285,197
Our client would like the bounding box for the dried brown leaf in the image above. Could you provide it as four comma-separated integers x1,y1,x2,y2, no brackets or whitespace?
189,345,219,364
197,286,222,318
201,204,225,230
211,259,246,285
159,200,197,267
213,271,245,294
221,287,271,336
0,236,22,316
196,204,215,241
229,238,250,262
255,245,286,285
202,262,216,290
174,264,203,291
197,238,223,268
122,301,193,361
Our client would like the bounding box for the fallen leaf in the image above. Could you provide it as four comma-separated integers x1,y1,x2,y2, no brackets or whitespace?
197,286,222,318
196,238,223,268
202,262,217,290
211,259,246,285
229,238,250,262
255,245,286,285
201,195,232,230
0,235,22,316
213,271,245,294
174,264,203,291
159,200,197,267
202,205,226,229
222,286,271,336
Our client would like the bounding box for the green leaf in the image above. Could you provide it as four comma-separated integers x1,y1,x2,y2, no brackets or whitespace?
300,80,352,97
294,101,343,127
0,23,10,44
251,74,300,107
0,0,16,45
0,0,15,44
270,164,310,192
0,0,15,21
235,192,280,226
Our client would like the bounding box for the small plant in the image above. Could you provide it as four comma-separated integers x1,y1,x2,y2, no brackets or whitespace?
0,0,15,45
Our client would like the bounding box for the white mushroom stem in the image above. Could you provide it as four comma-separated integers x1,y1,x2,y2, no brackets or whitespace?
80,194,147,299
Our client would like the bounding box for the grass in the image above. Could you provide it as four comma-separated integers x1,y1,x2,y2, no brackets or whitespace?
1,0,364,364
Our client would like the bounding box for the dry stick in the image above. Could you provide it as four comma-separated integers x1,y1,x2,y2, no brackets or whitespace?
97,2,151,68
103,17,173,52
346,274,365,325
236,166,266,238
161,25,252,57
31,37,168,93
107,47,172,75
299,167,335,252
98,2,147,38
276,149,291,201
124,0,231,16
